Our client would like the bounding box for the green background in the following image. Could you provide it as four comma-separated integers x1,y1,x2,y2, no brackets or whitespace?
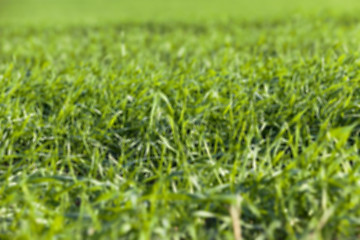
1,0,360,25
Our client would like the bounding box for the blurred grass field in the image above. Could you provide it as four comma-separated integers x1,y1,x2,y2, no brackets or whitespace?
1,0,360,25
1,0,360,240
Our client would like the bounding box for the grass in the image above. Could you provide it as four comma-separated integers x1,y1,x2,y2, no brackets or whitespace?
2,0,360,25
1,1,360,239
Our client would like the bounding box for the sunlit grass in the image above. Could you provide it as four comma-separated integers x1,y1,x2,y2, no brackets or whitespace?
0,2,360,240
1,0,360,25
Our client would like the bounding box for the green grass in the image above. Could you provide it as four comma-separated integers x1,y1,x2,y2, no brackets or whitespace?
1,1,360,239
1,0,360,25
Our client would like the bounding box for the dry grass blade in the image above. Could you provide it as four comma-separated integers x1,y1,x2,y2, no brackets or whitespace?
229,197,242,240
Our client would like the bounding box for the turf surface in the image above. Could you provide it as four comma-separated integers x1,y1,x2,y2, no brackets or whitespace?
0,1,360,239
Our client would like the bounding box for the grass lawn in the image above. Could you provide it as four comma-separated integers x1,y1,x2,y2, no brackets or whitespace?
0,0,360,239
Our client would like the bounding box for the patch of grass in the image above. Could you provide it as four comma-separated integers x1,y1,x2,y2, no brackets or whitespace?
1,2,360,240
1,0,360,25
